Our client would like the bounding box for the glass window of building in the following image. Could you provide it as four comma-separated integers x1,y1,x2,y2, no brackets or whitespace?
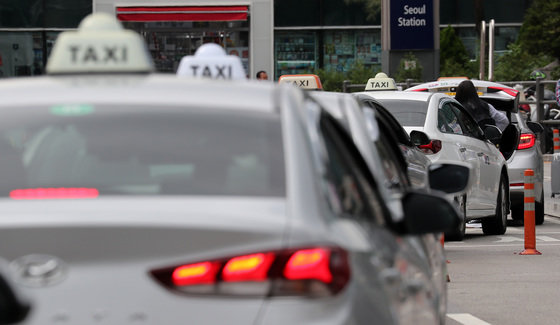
122,21,250,74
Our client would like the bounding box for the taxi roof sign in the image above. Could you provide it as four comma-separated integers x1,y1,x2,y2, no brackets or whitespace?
278,74,323,90
176,43,247,80
46,13,154,74
365,72,398,91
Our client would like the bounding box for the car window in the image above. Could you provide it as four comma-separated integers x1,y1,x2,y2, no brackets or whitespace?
373,99,427,127
318,113,387,226
0,105,285,197
370,101,412,146
438,102,463,135
449,102,484,138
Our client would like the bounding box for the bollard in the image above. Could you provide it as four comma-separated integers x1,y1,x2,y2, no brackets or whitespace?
554,129,560,154
520,169,542,255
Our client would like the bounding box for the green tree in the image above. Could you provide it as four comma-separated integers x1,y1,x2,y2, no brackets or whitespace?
493,43,551,81
518,0,560,59
394,52,423,82
439,26,476,78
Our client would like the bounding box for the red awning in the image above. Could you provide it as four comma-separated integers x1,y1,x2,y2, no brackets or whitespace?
116,6,249,22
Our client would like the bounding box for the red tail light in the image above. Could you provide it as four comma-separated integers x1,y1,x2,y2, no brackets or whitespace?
151,247,349,297
418,140,442,154
284,248,332,283
488,86,518,98
517,133,536,150
222,253,275,282
9,188,99,200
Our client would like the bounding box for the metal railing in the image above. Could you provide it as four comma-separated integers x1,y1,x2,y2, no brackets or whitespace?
342,77,560,153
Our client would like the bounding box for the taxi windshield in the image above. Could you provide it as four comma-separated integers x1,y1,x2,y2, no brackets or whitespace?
0,105,285,198
374,99,427,127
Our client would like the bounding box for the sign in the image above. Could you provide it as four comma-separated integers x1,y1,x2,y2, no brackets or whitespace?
46,13,154,74
277,74,322,90
390,0,434,50
176,43,246,80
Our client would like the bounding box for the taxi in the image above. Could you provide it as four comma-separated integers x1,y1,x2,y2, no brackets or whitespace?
356,73,519,239
406,78,545,225
277,73,469,323
0,14,459,325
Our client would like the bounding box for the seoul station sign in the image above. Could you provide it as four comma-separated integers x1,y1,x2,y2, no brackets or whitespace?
390,0,434,50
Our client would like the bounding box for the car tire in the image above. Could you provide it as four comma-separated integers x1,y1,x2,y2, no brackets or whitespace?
482,177,508,235
446,195,466,241
535,191,545,225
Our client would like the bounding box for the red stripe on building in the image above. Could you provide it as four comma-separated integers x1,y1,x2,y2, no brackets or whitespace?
116,6,249,22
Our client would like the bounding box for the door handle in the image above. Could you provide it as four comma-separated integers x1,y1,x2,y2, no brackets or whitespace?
459,147,467,152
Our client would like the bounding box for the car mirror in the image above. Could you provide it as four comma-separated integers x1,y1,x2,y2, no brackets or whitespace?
483,125,502,145
410,130,430,146
428,163,471,194
498,124,520,160
0,262,30,325
527,121,544,134
399,190,460,235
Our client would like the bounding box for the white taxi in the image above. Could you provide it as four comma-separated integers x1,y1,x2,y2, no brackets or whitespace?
356,74,519,238
0,13,460,325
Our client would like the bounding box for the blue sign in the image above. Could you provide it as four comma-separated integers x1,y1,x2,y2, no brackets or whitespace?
390,0,434,50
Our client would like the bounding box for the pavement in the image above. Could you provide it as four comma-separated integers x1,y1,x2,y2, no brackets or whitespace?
543,154,560,217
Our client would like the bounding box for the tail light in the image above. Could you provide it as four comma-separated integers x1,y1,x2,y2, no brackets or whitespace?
150,247,349,297
9,188,99,200
517,133,536,150
488,86,518,98
418,140,442,154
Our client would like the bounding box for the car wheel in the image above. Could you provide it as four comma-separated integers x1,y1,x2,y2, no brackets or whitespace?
535,191,545,225
482,177,508,235
446,195,466,241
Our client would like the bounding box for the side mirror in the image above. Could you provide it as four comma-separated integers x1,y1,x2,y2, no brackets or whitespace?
499,124,520,160
483,125,502,145
399,190,460,235
428,163,471,194
527,121,544,134
0,262,30,325
410,130,430,146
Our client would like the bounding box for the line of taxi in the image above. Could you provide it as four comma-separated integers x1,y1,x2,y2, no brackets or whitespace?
0,13,463,325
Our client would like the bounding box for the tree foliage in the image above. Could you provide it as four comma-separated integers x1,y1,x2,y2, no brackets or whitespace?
518,0,560,59
314,60,379,92
493,43,551,81
439,26,477,78
394,52,423,82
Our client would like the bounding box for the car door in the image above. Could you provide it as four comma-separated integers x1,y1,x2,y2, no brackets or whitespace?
447,101,502,211
437,100,485,211
314,110,437,325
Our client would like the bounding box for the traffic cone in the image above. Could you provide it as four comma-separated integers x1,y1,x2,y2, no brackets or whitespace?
553,129,560,154
520,169,542,255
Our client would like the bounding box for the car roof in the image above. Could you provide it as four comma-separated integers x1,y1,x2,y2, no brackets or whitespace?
0,75,281,114
355,90,438,103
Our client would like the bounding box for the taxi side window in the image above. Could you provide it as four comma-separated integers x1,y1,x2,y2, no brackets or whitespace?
438,102,463,135
318,113,387,226
449,103,483,139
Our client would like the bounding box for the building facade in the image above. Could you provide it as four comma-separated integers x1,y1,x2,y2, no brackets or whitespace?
0,0,532,79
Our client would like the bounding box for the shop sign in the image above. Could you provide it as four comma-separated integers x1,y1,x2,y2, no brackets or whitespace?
390,0,434,50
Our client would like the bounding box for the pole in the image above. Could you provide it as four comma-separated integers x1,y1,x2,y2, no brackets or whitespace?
488,19,494,81
479,21,486,80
